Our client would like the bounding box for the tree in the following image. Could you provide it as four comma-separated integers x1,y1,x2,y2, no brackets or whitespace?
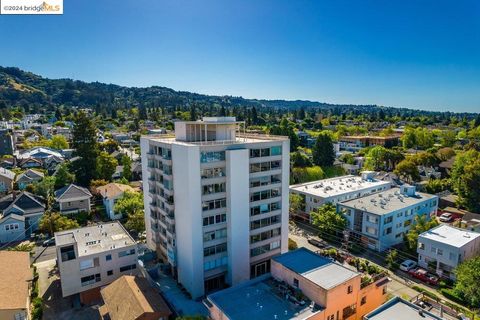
290,151,312,167
394,159,420,183
453,256,480,307
121,155,132,181
385,249,399,270
404,215,439,251
39,211,80,235
451,150,480,212
96,151,118,181
100,139,119,154
311,203,347,241
312,133,335,167
364,146,387,171
114,191,144,233
289,193,304,216
32,176,56,207
71,112,99,186
54,163,75,189
49,135,69,150
291,166,324,184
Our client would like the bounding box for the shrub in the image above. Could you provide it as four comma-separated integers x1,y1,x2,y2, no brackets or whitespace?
288,238,298,251
412,285,439,300
439,288,469,307
31,297,43,320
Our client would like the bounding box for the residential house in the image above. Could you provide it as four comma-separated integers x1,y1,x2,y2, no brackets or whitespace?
289,172,391,221
338,185,438,251
0,251,33,320
0,191,46,241
99,275,172,320
417,225,480,280
0,168,15,194
15,169,44,190
16,147,64,172
55,222,138,304
112,165,124,180
96,183,136,220
339,135,400,152
461,211,480,233
55,184,92,214
206,248,389,320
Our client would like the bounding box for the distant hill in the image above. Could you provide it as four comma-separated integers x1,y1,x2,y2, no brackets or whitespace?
0,66,476,117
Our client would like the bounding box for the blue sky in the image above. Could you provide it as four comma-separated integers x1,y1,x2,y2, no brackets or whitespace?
1,0,479,112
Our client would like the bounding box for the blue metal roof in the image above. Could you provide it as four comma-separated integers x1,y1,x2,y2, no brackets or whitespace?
272,247,332,274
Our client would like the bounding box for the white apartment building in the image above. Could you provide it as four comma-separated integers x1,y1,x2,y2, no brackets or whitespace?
290,171,391,220
141,117,290,298
54,222,138,302
338,185,438,251
417,225,480,280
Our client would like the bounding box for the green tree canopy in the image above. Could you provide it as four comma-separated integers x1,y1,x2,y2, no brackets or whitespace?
54,163,75,189
311,203,348,241
394,159,420,183
39,211,80,236
312,132,335,167
49,134,69,150
71,111,99,186
96,151,118,181
121,155,132,181
453,256,480,307
404,214,439,251
114,191,144,233
451,150,480,213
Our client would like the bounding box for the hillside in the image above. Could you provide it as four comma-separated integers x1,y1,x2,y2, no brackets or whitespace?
0,66,475,117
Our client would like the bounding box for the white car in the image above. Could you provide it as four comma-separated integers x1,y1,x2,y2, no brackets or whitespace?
439,212,453,222
400,259,417,272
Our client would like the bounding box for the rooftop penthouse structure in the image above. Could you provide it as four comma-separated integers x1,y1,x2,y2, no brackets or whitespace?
141,117,290,298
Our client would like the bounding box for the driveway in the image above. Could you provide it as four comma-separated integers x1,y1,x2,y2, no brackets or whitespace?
34,259,100,320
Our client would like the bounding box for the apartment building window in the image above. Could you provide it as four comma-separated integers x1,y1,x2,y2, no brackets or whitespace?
384,216,393,224
250,228,281,244
250,215,281,230
250,174,281,188
118,249,136,258
437,249,443,256
343,304,356,319
79,258,99,271
107,270,113,276
200,151,225,163
119,264,137,272
347,285,353,294
449,252,456,261
250,202,281,216
201,167,225,179
204,256,228,271
250,188,281,202
106,254,112,261
250,241,280,257
367,215,378,224
249,160,281,173
361,296,367,305
431,246,437,253
366,227,377,236
203,228,227,242
293,278,299,288
4,223,19,230
404,220,412,227
60,245,76,262
271,146,282,156
81,273,101,286
204,243,227,257
327,315,334,320
202,182,226,195
418,242,425,250
203,213,227,226
384,227,392,235
202,198,227,211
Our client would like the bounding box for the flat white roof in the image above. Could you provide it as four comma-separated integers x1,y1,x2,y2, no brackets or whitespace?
339,188,437,215
289,175,390,199
419,224,480,248
55,221,135,256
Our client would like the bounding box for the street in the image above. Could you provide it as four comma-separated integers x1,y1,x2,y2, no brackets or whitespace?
31,244,57,264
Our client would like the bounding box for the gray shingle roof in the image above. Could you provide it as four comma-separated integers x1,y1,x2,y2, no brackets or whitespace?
55,184,92,200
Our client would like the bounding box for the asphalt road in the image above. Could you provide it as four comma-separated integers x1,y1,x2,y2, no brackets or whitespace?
31,244,57,264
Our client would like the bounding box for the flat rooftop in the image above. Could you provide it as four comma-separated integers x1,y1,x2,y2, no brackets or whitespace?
273,248,360,290
145,134,287,146
207,276,321,320
364,297,443,320
289,175,390,199
419,224,480,248
339,188,436,215
55,222,135,257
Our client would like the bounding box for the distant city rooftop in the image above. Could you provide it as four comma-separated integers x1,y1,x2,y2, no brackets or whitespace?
419,224,480,248
206,275,322,320
364,297,444,320
289,174,391,199
339,187,436,215
273,248,360,290
55,221,135,256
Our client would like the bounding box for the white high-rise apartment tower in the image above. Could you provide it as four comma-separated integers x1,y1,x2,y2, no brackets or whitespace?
141,117,290,298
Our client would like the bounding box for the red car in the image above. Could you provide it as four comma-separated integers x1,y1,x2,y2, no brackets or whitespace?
408,267,439,286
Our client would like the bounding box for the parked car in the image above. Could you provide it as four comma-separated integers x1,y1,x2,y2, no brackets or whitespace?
400,259,417,272
308,238,326,249
439,212,453,222
42,238,55,247
408,267,439,286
